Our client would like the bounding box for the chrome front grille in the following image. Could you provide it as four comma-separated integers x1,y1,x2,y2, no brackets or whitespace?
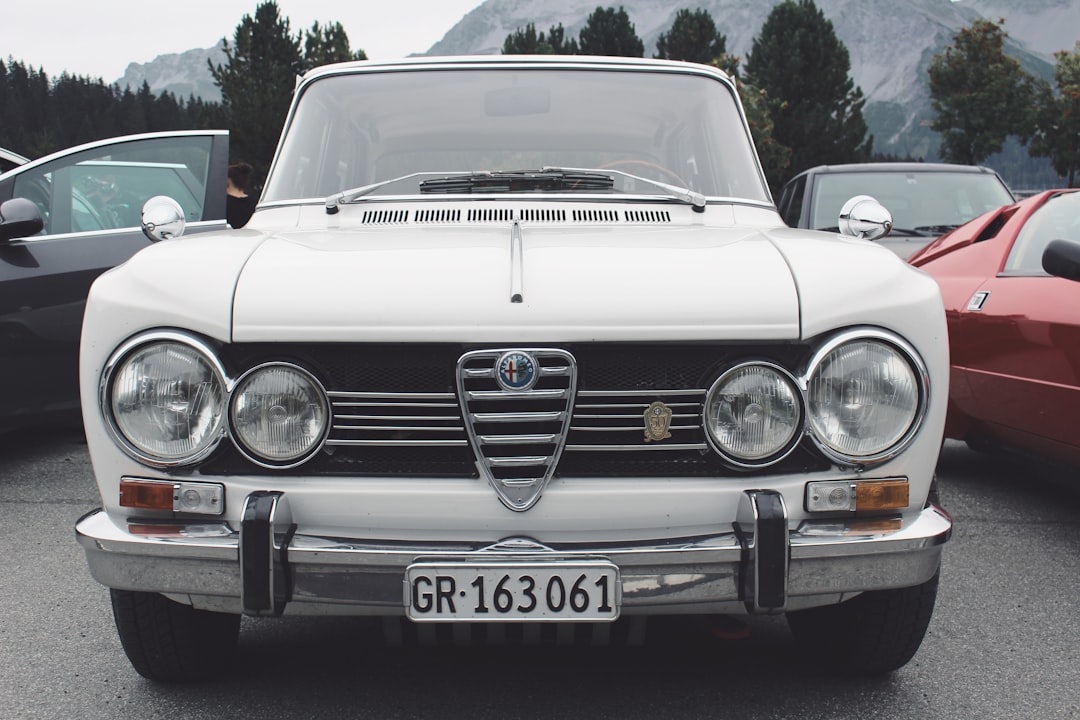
326,391,466,448
204,342,827,480
456,349,577,510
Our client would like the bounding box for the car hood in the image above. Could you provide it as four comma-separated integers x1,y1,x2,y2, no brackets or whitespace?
230,222,801,343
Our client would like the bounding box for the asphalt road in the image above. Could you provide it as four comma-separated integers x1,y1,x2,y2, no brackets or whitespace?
1,428,1077,719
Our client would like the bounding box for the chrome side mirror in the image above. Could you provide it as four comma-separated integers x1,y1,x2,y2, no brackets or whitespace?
839,195,893,241
141,196,186,242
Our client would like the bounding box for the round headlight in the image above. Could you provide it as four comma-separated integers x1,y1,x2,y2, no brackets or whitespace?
230,364,329,466
806,337,923,461
704,363,802,465
106,338,226,464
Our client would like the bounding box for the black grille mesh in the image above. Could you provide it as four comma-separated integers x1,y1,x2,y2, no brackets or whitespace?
205,342,822,477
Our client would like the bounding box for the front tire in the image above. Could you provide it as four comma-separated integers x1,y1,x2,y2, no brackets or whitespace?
110,589,240,681
786,572,939,675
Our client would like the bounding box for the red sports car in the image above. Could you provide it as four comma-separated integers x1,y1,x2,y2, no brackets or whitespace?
909,189,1080,468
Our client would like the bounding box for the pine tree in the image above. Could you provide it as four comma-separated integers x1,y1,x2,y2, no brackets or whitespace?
209,1,305,182
503,23,578,55
577,6,644,58
745,0,871,191
929,19,1037,166
654,9,726,65
303,20,367,72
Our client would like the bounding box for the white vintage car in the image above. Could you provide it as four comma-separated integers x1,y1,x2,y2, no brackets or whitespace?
74,56,951,681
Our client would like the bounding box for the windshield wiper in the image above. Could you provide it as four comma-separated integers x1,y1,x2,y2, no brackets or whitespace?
325,172,434,214
419,169,614,194
543,166,707,213
326,166,708,214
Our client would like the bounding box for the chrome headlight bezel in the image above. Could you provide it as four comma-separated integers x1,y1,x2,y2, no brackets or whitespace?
803,328,930,466
99,331,229,467
228,362,330,469
703,361,804,467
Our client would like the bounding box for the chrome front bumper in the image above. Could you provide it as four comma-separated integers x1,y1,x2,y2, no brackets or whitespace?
76,490,951,617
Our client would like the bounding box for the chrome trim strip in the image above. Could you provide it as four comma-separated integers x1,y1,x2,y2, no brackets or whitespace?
510,221,524,303
471,411,565,422
577,389,706,397
467,389,568,401
479,434,558,445
565,443,708,452
325,439,469,447
486,456,551,468
329,391,457,401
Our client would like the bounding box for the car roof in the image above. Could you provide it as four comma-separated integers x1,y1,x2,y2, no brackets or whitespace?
0,147,29,171
790,162,1000,179
297,55,736,88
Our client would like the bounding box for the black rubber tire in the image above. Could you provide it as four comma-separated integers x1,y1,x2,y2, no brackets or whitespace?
110,589,241,681
786,572,939,675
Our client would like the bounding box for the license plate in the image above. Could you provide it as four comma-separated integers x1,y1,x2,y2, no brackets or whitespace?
405,561,620,622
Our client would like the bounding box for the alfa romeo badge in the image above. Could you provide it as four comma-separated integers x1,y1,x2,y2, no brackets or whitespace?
496,351,538,391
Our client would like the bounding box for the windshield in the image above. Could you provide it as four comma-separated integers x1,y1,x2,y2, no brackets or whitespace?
263,66,769,204
809,170,1014,233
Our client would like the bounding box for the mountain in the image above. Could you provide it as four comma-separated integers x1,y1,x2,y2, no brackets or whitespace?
116,40,228,103
117,0,1076,176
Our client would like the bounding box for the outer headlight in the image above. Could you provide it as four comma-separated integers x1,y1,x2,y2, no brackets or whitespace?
704,362,802,465
230,363,329,467
104,335,227,465
806,332,926,463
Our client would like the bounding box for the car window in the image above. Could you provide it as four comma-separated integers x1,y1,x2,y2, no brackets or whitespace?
1004,192,1080,274
11,136,213,237
264,68,769,203
779,175,805,226
809,171,1014,231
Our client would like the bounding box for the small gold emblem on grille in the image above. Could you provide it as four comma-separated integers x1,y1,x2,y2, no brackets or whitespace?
643,401,673,443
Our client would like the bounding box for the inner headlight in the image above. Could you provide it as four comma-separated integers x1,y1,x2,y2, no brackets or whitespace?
230,364,329,466
704,363,801,465
806,335,924,462
105,336,226,465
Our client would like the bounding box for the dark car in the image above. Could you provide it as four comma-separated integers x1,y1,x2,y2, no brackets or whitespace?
908,189,1080,468
777,162,1016,258
0,131,230,431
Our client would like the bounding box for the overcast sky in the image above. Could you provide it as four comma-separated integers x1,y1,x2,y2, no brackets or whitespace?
2,0,485,82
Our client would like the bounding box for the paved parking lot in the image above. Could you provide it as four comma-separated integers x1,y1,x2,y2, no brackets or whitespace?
1,429,1077,719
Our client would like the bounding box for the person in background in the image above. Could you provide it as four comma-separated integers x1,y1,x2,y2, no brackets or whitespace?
226,162,257,228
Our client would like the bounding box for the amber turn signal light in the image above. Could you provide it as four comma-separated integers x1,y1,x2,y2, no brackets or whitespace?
119,477,224,515
120,479,175,510
855,479,909,511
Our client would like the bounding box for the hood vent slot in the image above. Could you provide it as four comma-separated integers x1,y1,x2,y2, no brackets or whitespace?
572,209,619,223
414,208,463,223
625,210,671,223
468,208,514,222
520,208,567,223
360,209,410,225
